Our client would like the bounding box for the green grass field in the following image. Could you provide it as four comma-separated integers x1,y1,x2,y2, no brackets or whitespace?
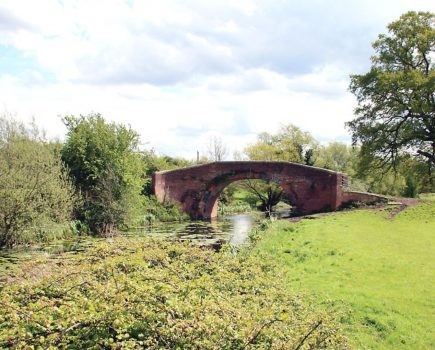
255,198,435,349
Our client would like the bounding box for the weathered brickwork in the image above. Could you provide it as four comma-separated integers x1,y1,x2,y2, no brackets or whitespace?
152,161,384,219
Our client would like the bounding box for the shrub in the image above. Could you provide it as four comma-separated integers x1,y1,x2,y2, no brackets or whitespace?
0,239,349,349
61,114,144,236
403,176,418,198
141,196,189,223
218,201,253,216
0,116,75,247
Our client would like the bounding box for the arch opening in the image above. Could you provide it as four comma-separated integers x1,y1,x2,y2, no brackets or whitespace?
199,171,299,219
215,179,295,218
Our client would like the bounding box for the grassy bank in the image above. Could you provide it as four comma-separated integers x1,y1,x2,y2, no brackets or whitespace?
254,200,435,349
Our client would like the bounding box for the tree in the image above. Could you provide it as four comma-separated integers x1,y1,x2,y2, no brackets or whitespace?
242,124,317,213
206,136,228,161
315,142,358,173
244,124,318,165
347,11,435,171
61,114,143,236
0,115,75,247
241,179,284,216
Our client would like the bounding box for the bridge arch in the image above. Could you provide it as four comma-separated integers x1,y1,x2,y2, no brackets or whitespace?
152,161,384,220
202,171,297,219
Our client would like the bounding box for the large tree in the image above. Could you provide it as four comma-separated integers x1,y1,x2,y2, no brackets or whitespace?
347,11,435,170
315,142,358,173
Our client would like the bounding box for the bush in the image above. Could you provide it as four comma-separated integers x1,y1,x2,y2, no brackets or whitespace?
141,196,189,223
61,114,144,236
403,176,418,198
0,116,76,247
0,239,349,349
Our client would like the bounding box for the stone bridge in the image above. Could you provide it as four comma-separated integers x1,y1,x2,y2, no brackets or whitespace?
152,161,385,219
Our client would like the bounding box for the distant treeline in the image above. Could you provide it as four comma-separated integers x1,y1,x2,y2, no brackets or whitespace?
0,113,433,248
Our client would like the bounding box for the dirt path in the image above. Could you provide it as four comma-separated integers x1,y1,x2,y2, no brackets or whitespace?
287,196,421,223
384,196,420,219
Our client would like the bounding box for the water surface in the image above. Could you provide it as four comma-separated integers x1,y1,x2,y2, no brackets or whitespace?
0,214,258,282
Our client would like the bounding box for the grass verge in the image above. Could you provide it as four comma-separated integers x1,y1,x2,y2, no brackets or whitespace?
254,200,435,349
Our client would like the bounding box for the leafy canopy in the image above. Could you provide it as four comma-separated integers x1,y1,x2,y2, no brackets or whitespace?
347,11,435,169
244,124,318,165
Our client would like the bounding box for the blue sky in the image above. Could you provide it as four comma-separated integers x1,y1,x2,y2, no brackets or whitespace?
0,0,434,159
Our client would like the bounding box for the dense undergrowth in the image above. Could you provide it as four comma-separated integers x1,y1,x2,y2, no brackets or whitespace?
0,239,349,349
141,196,189,224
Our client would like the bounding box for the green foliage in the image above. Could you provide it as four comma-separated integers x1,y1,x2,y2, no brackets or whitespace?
255,203,435,349
353,155,435,196
142,196,189,223
0,116,75,247
403,176,418,197
244,124,319,164
0,239,348,349
218,185,257,215
419,192,435,201
315,142,359,173
140,149,194,196
347,11,435,169
218,201,253,216
61,114,144,235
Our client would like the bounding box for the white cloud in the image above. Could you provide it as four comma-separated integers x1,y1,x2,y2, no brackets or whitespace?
0,0,434,158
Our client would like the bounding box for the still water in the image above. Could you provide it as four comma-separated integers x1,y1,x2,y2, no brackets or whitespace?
0,214,258,281
126,214,257,246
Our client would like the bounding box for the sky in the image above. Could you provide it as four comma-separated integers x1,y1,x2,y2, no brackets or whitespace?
1,0,434,159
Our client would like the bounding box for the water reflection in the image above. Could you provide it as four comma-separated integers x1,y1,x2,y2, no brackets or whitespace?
1,214,257,263
226,214,255,245
127,213,257,248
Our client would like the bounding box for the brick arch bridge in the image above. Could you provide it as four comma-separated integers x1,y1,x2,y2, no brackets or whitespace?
152,161,384,219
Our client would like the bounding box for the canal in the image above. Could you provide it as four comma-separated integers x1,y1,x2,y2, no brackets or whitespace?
0,213,260,284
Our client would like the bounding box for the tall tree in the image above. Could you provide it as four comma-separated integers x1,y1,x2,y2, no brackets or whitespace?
61,114,143,236
347,11,435,170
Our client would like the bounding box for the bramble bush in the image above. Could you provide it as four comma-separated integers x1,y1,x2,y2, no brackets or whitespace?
0,239,349,349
